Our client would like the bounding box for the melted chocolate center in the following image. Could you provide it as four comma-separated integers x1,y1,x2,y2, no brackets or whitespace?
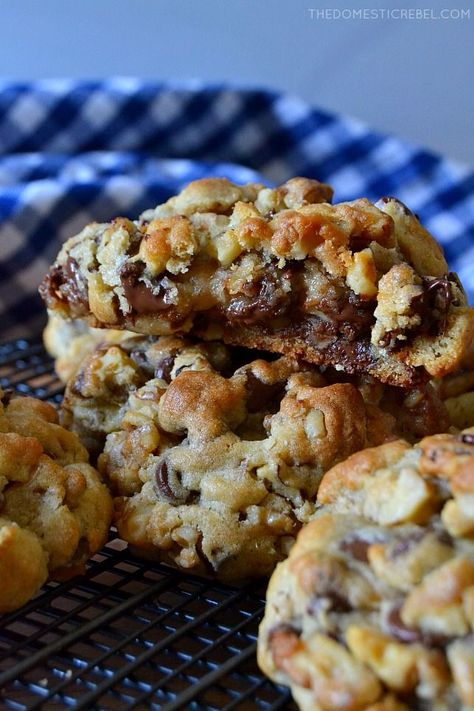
120,263,170,314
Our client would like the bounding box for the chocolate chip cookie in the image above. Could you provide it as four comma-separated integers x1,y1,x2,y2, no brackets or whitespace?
0,389,113,613
39,177,474,387
61,335,450,581
258,430,474,710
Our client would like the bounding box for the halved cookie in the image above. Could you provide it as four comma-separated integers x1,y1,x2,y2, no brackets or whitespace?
40,178,474,387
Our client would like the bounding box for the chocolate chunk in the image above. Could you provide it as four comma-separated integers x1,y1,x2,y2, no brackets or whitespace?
323,591,353,613
268,624,302,671
269,623,301,642
435,529,453,547
306,568,353,614
194,534,219,573
380,275,455,351
424,276,452,314
71,365,87,396
410,276,453,337
306,588,353,614
225,268,293,325
386,605,423,643
130,348,155,376
388,530,426,559
245,371,285,413
459,433,474,445
154,356,175,383
386,605,450,647
154,459,189,504
318,292,374,334
120,263,171,315
340,536,371,563
380,196,414,216
398,695,441,711
39,257,89,317
0,389,13,407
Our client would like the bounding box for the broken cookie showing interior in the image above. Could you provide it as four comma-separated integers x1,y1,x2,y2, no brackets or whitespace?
39,177,474,387
258,429,474,710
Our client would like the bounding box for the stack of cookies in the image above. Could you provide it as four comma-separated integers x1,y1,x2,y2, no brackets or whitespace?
38,177,474,708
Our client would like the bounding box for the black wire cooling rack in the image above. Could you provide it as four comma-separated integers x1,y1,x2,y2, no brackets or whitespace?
0,337,295,711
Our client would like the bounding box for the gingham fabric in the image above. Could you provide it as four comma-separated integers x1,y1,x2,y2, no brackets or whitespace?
1,79,473,339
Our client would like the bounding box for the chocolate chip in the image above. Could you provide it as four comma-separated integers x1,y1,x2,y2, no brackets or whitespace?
339,536,371,563
268,623,302,671
424,277,452,313
0,389,13,407
388,530,426,559
306,589,353,614
130,348,155,376
323,591,353,613
386,605,451,647
120,263,171,315
225,267,293,325
154,356,175,383
380,196,414,216
459,433,474,445
71,364,88,396
269,623,301,641
39,257,89,316
386,605,423,643
154,459,189,504
435,529,453,547
244,371,285,413
408,276,453,339
193,534,219,573
340,536,372,563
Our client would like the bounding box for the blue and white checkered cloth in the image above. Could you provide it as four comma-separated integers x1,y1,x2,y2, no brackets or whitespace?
1,79,473,339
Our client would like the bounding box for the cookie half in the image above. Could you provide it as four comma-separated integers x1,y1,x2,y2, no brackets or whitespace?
39,178,474,387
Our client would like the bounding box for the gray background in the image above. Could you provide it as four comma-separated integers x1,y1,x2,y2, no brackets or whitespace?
0,0,472,164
